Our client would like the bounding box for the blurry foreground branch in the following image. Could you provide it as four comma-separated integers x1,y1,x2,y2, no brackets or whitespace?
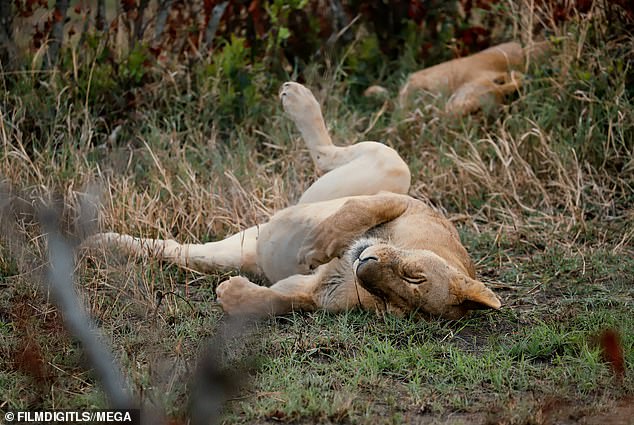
0,186,257,423
0,187,133,408
41,211,134,408
189,316,253,425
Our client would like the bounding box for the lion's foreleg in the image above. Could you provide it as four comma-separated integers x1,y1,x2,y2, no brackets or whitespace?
298,193,412,269
216,274,320,317
216,260,376,317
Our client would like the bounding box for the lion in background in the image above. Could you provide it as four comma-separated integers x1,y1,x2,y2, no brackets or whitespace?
88,82,501,319
366,41,550,115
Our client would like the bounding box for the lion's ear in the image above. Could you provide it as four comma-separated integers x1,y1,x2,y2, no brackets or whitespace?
454,277,501,310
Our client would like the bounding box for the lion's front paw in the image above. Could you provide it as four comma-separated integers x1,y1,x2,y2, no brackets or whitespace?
296,244,321,271
216,276,273,317
279,81,321,122
297,229,344,270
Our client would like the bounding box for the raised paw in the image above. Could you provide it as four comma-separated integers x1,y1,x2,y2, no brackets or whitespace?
216,276,275,317
279,81,322,123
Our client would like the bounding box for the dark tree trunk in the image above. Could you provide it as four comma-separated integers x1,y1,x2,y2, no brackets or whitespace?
153,0,174,43
0,0,16,69
204,1,228,51
95,0,106,31
133,0,150,42
44,0,70,70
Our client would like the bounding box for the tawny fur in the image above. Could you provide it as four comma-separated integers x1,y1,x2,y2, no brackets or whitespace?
367,41,549,115
88,82,500,319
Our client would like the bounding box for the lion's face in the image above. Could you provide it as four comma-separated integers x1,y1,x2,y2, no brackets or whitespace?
351,241,501,319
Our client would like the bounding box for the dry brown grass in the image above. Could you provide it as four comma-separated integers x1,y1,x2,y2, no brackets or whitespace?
0,3,632,422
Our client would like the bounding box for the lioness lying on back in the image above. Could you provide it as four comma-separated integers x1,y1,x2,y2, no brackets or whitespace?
89,82,501,319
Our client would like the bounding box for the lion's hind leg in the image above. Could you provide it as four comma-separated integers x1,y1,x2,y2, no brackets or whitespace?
297,142,411,203
85,225,262,275
280,82,411,203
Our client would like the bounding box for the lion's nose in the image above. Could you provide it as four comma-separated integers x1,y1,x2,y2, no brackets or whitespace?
358,255,378,265
355,255,378,278
358,244,383,261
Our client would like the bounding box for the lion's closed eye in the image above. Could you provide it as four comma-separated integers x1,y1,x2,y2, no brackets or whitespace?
403,275,427,285
493,75,508,85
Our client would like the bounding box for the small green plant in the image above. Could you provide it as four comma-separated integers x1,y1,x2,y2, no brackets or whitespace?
201,35,266,124
120,44,152,86
265,0,309,50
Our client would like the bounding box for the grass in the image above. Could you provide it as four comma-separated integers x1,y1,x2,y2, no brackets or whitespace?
1,4,633,424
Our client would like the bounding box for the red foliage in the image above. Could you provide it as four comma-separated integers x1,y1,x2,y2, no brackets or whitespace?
248,0,266,37
407,1,425,22
11,0,631,75
32,27,45,49
9,297,58,389
52,7,63,23
461,0,494,16
15,0,48,17
599,329,626,381
266,410,286,421
14,336,48,386
536,0,595,24
203,0,215,16
121,0,137,14
455,26,490,55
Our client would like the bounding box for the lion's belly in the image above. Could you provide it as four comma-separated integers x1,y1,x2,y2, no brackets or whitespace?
256,198,348,282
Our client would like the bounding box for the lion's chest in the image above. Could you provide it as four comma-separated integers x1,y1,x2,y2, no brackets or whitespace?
256,198,348,283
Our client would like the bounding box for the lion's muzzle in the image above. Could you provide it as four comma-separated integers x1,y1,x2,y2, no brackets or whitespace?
353,245,400,299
